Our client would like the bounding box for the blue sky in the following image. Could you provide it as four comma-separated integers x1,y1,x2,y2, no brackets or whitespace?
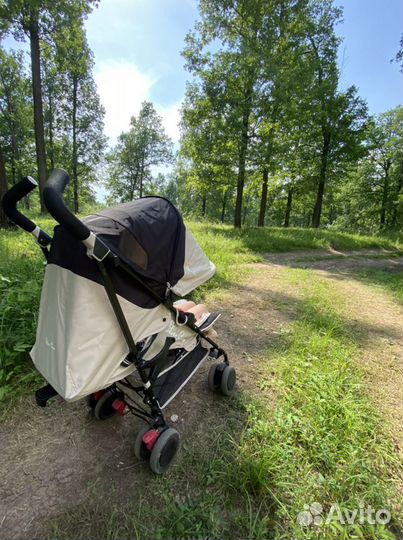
334,0,402,114
85,0,402,145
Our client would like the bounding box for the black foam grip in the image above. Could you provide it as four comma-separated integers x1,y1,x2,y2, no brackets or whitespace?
43,169,90,241
1,176,38,232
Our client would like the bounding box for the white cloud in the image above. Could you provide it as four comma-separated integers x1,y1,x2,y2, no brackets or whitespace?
157,102,182,145
94,60,155,143
94,59,182,146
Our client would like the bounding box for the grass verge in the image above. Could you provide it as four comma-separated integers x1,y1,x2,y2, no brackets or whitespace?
188,222,402,253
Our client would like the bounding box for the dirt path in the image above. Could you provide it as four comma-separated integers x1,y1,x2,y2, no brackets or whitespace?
264,248,403,271
0,249,402,539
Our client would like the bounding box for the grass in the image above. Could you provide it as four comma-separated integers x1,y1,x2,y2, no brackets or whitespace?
0,219,54,403
45,267,403,540
349,269,403,306
226,273,402,539
1,216,402,538
188,222,402,254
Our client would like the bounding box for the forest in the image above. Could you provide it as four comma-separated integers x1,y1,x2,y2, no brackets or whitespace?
0,0,402,234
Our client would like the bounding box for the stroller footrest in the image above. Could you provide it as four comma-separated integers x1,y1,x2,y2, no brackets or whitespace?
152,342,209,408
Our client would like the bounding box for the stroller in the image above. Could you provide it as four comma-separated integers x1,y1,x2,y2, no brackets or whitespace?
2,169,236,474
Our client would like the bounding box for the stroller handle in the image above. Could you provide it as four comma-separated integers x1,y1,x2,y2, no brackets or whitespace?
2,176,52,247
2,176,40,233
43,169,91,241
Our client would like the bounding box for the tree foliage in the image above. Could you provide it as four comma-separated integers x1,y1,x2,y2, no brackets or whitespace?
107,101,174,202
179,0,397,232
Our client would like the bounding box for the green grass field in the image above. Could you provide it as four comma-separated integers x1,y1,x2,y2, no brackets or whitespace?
1,219,402,538
188,221,402,253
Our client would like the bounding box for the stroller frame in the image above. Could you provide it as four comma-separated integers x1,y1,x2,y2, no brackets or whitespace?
2,170,234,474
93,246,229,429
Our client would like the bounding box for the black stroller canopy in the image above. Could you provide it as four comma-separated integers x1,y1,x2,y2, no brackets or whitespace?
48,197,186,308
85,197,186,284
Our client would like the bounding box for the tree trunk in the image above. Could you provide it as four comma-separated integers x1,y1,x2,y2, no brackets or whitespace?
29,13,47,212
139,155,145,198
10,133,17,185
380,163,390,230
72,76,79,213
234,98,252,228
0,144,10,228
312,130,330,228
201,192,206,216
47,86,55,171
221,190,227,223
284,187,293,227
257,168,269,227
391,164,402,227
242,201,248,226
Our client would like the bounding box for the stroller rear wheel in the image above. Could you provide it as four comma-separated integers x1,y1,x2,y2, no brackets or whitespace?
149,428,180,474
86,394,97,409
93,389,121,420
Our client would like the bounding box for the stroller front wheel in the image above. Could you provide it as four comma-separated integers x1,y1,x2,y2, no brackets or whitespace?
149,428,180,474
133,425,152,460
220,365,236,396
208,362,236,396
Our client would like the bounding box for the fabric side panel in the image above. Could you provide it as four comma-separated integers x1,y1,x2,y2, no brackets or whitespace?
30,264,171,401
170,229,215,297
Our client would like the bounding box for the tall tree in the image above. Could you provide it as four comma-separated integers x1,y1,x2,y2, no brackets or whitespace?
183,0,267,227
367,108,402,230
0,144,9,228
300,0,368,227
0,0,97,211
253,0,308,227
180,83,236,218
108,102,173,202
55,20,105,213
0,47,33,187
0,47,33,227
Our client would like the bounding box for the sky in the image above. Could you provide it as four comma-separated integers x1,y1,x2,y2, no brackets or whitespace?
85,0,403,147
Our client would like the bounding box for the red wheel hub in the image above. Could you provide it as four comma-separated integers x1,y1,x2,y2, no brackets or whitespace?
142,429,159,451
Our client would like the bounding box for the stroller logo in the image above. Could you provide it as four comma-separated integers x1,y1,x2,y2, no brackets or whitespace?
297,502,391,527
45,337,55,351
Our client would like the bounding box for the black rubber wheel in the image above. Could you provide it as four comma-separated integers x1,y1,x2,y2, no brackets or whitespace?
134,425,152,460
149,428,180,474
86,394,97,409
208,363,220,391
93,389,119,420
220,365,236,396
